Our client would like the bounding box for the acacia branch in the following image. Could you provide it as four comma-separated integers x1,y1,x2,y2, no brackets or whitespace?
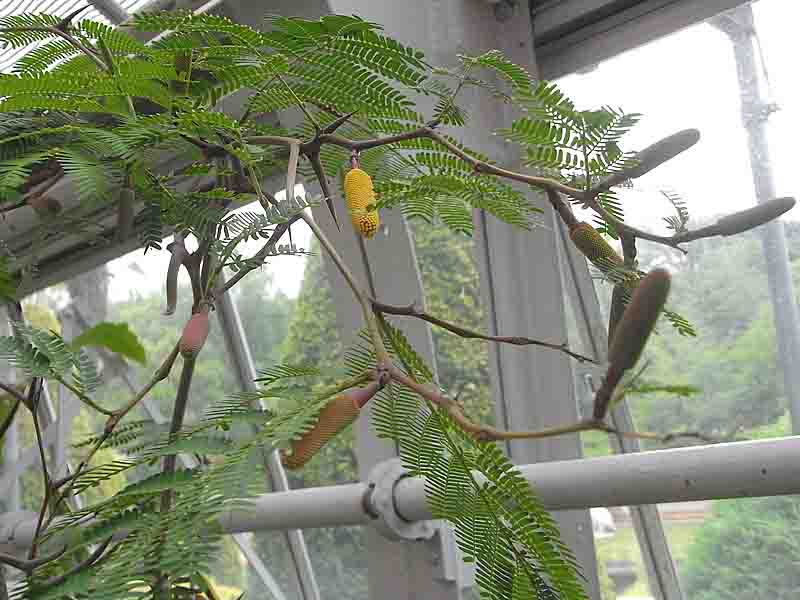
389,366,724,444
243,159,391,366
38,537,113,590
291,123,755,254
0,381,27,406
300,211,392,367
597,423,726,445
580,191,689,252
52,342,180,497
154,355,197,597
371,299,594,363
0,397,21,442
0,545,66,573
27,380,51,560
216,218,298,294
53,376,114,416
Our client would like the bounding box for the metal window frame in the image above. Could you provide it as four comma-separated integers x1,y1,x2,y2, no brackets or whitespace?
533,0,752,79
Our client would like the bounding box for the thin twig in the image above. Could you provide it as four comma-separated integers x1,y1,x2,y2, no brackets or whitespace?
51,343,180,495
53,376,114,416
371,299,594,363
388,366,723,445
599,424,724,445
422,129,586,199
0,397,21,441
38,537,113,589
28,379,51,560
0,380,26,405
580,190,688,252
0,546,66,573
216,217,299,294
300,211,391,367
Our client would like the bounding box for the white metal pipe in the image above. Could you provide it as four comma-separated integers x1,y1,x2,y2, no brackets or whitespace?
4,437,800,549
220,483,371,534
394,437,800,522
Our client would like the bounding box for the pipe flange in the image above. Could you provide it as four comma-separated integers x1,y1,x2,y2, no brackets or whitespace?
366,458,435,542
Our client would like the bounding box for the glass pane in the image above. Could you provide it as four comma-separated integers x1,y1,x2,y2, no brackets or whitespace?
555,1,798,598
673,495,800,598
560,0,797,444
409,219,494,426
2,217,310,598
269,229,369,600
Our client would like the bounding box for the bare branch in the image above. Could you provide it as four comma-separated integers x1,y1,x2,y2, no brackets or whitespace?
371,299,594,363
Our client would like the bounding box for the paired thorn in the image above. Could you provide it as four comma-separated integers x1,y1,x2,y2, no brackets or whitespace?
309,152,340,230
322,110,356,135
55,5,90,32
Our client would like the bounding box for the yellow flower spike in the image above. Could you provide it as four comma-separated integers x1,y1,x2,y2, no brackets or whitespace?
569,222,623,271
344,167,380,239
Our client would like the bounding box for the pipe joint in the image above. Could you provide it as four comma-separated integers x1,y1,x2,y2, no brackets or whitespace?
365,458,436,542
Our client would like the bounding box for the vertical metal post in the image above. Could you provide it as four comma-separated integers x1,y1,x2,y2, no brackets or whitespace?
86,0,130,24
309,201,461,600
711,5,800,434
215,284,321,600
556,219,683,600
423,1,600,596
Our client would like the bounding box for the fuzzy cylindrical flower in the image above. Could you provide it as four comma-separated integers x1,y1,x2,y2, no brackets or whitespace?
569,222,623,270
343,168,380,238
282,381,382,470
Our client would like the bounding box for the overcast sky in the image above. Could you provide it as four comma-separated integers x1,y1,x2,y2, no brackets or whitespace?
106,0,797,301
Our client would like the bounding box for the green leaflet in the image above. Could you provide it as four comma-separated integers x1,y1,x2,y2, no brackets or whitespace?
71,321,147,365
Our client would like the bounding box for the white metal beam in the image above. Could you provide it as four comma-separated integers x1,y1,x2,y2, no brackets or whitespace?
446,1,601,595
